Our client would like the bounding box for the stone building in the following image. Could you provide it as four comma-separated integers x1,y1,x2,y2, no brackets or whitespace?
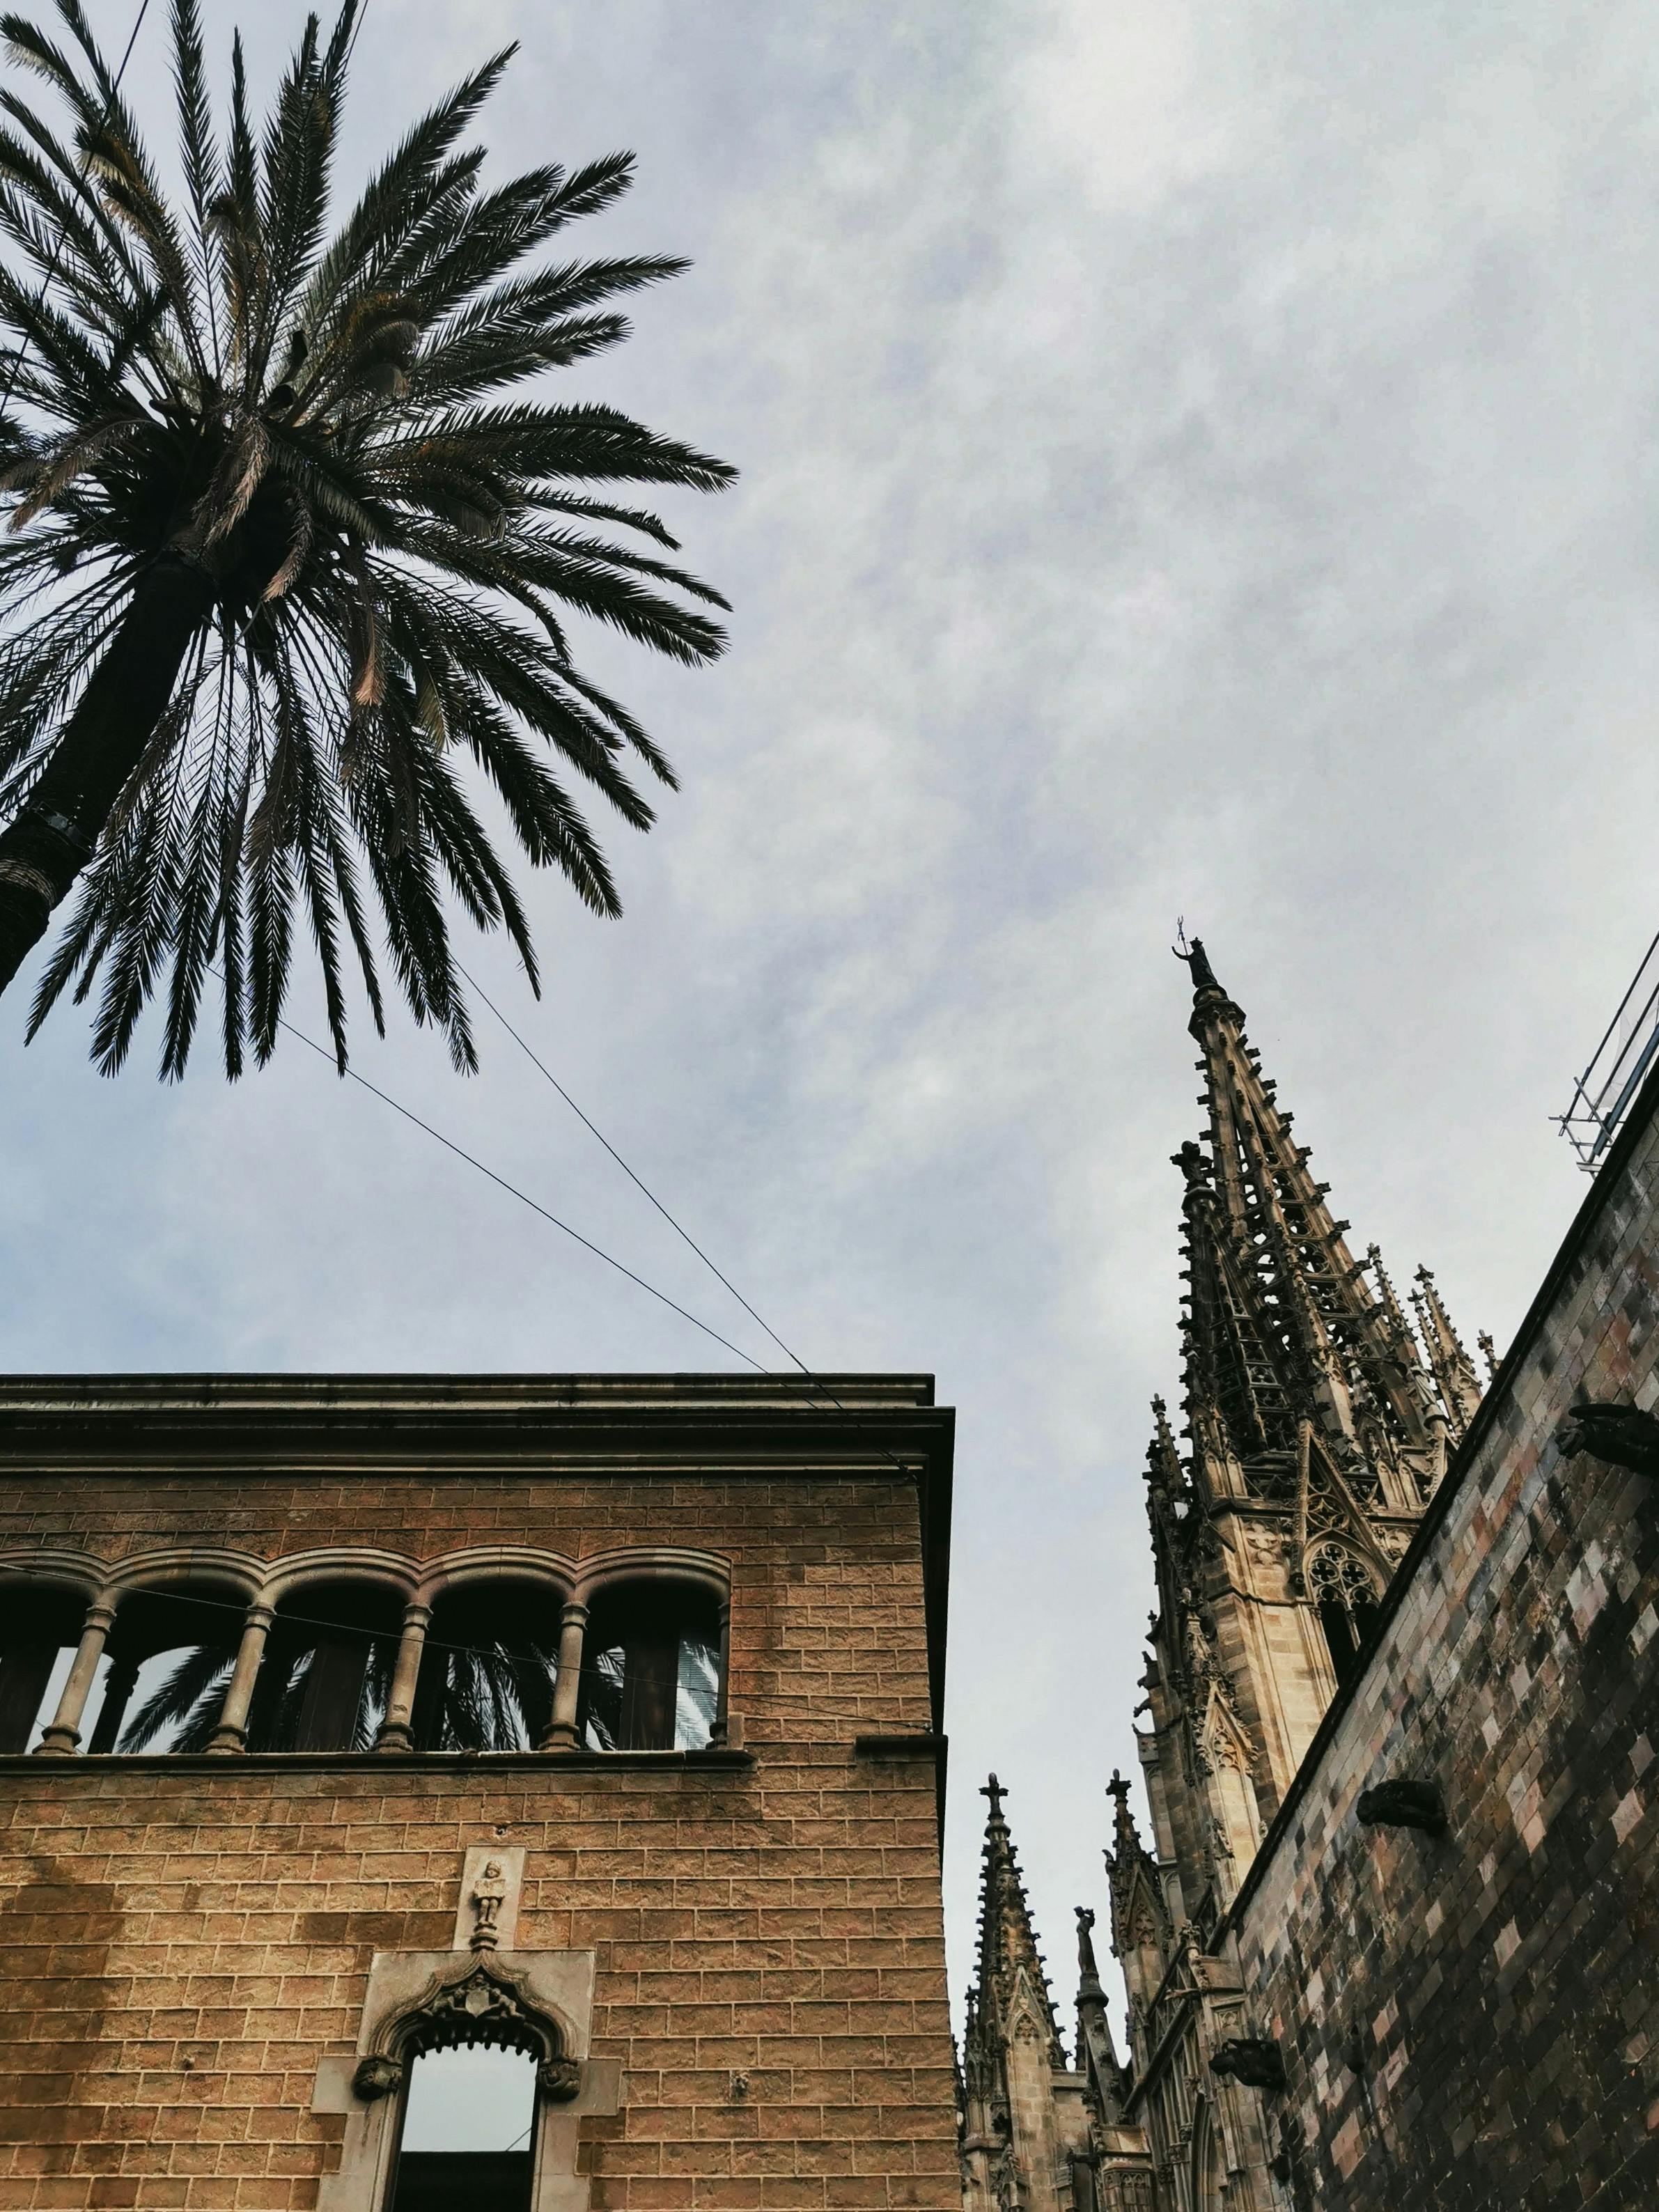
961,944,1659,2209
0,1371,960,2210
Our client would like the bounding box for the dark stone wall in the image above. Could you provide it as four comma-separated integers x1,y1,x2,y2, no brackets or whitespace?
1229,1098,1659,2208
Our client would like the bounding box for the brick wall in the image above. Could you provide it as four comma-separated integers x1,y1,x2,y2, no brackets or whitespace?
1228,1099,1659,2206
0,1398,960,2212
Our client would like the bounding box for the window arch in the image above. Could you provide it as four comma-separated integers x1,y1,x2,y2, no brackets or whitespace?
409,1578,564,1752
0,1578,92,1751
354,1959,581,2212
578,1577,721,1751
1308,1543,1381,1689
244,1579,402,1752
94,1578,250,1752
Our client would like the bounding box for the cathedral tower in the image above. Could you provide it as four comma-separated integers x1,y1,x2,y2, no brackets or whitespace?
1128,940,1481,1945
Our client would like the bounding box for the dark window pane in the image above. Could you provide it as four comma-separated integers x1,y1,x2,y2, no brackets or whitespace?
579,1584,721,1751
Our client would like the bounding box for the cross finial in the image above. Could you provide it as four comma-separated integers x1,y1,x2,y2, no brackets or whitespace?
981,1773,1006,1821
1107,1768,1130,1802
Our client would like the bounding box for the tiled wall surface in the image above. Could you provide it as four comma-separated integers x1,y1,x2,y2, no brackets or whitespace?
1234,1116,1659,2207
0,1469,958,2210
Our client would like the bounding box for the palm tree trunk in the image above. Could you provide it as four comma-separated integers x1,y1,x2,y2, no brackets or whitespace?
0,554,214,997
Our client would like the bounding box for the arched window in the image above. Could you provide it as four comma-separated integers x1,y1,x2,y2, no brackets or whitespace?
352,1958,581,2212
245,1580,400,1752
579,1580,720,1751
410,1580,562,1752
95,1582,246,1752
388,2043,538,2211
1193,2101,1224,2211
1308,1544,1380,1689
0,1580,89,1751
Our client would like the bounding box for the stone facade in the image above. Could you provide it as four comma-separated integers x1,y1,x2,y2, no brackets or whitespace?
963,945,1659,2209
1233,1062,1659,2207
0,1373,960,2210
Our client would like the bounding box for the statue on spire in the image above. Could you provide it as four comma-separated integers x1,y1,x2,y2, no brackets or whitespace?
1172,921,1222,995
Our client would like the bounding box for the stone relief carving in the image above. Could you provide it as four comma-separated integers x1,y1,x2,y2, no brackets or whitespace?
357,1956,582,2102
469,1857,511,1952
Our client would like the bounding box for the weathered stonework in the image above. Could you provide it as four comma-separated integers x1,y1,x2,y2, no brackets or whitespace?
1229,1068,1659,2207
0,1374,959,2210
967,948,1659,2211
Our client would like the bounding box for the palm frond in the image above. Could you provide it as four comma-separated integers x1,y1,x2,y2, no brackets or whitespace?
0,1,733,1072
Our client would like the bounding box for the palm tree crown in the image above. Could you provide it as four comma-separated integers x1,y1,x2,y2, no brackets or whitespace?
0,0,733,1074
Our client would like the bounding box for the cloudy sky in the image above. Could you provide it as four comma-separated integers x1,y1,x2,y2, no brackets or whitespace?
5,0,1658,2032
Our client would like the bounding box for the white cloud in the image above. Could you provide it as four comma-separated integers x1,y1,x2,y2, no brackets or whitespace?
7,0,1659,2035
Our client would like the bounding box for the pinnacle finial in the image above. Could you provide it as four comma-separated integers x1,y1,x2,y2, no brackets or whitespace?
1075,1906,1103,1986
981,1773,1007,1822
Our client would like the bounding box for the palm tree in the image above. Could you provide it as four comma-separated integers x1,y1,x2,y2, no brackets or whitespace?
0,0,733,1074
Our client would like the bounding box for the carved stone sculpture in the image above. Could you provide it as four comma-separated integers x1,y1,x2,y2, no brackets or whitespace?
1355,1777,1447,1835
1556,1399,1659,1479
538,2055,582,2101
469,1857,510,1952
1209,2037,1286,2092
352,2055,403,2101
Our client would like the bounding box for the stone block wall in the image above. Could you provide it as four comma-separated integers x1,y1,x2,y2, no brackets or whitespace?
0,1383,959,2211
1228,1100,1659,2206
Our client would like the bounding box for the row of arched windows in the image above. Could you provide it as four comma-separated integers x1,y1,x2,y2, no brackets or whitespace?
0,1550,729,1758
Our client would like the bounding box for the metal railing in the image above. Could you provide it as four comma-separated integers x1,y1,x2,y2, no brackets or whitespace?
1559,928,1659,1171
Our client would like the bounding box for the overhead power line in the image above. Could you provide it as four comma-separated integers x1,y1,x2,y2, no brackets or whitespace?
270,1001,769,1372
455,958,809,1375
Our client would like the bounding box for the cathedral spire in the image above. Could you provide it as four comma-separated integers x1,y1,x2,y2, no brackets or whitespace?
1174,938,1441,1477
1412,1266,1483,1437
967,1775,1065,2070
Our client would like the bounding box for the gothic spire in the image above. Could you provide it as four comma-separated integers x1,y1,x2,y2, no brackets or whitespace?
967,1774,1066,2071
1073,1906,1128,2122
1104,1770,1167,1954
1174,940,1442,1480
1412,1266,1483,1437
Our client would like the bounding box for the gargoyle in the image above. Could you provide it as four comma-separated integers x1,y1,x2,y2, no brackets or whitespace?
1556,1399,1659,1479
1355,1777,1447,1836
1210,2037,1286,2092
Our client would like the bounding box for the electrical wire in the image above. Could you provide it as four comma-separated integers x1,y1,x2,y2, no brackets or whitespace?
452,962,919,1478
263,997,770,1373
455,958,809,1376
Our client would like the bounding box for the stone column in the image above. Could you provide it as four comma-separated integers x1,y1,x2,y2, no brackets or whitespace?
710,1596,733,1749
373,1601,432,1752
204,1602,276,1754
540,1600,588,1749
33,1596,117,1756
86,1648,141,1754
